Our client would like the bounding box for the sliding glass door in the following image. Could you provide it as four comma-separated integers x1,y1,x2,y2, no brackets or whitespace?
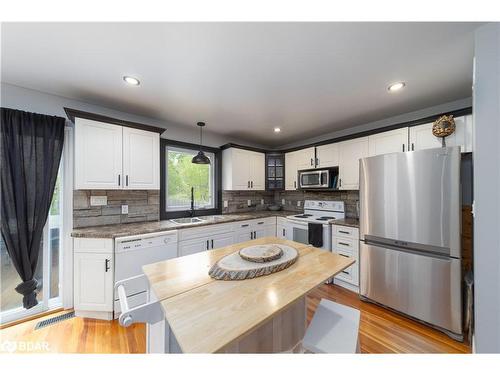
0,168,64,324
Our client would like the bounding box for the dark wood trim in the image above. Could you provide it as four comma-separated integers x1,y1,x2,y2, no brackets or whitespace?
63,107,166,134
159,138,222,220
221,106,473,154
220,143,270,153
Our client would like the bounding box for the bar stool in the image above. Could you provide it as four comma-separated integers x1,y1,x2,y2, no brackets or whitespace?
302,299,361,353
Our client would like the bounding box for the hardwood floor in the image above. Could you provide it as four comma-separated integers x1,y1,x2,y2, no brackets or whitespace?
0,284,470,354
307,284,471,354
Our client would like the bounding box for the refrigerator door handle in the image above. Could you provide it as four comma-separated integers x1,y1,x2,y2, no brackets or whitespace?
363,236,454,261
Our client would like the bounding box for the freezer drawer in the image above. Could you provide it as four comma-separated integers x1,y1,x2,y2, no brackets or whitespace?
360,242,462,335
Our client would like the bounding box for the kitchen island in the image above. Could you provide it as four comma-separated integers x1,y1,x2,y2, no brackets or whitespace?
141,237,354,353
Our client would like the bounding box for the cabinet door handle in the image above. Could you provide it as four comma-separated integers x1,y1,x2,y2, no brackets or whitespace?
250,231,253,240
294,181,296,188
338,230,350,235
257,221,264,225
282,228,285,236
316,158,319,166
211,239,214,249
338,241,351,246
206,240,209,250
338,253,349,258
105,259,110,272
310,158,314,166
253,231,257,239
118,175,121,186
339,178,342,188
241,224,249,227
402,144,405,152
411,143,415,151
251,181,253,188
248,181,250,188
126,175,129,186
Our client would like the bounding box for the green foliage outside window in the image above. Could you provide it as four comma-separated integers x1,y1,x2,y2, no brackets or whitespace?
167,148,213,209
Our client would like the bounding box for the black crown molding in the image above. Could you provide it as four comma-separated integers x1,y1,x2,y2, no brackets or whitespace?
221,106,472,154
64,107,166,134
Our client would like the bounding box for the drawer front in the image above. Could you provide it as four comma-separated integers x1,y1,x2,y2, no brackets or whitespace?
74,237,113,254
249,217,276,227
333,237,359,253
333,225,359,239
334,251,359,286
179,223,234,241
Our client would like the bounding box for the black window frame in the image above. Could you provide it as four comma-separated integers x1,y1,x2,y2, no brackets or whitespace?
160,138,222,220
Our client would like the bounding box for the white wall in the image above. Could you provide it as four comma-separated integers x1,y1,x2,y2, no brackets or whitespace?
473,23,500,353
0,83,265,149
277,97,472,150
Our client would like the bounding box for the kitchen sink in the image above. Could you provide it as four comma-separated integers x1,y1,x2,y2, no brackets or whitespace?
170,217,205,224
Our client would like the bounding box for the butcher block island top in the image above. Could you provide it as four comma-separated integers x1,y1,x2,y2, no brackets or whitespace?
142,237,354,353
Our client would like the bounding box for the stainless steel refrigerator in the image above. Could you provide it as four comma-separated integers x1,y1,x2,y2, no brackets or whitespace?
359,146,462,339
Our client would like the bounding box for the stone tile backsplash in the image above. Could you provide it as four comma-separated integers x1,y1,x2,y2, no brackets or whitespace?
274,190,360,218
222,191,276,214
73,189,358,228
222,189,359,218
73,190,160,228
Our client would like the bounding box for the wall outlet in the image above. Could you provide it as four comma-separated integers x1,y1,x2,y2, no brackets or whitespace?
90,196,107,206
282,199,285,205
297,201,301,207
247,200,252,207
121,205,129,214
223,200,228,208
261,199,264,205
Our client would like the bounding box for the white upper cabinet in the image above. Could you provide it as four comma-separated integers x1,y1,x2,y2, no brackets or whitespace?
409,115,473,153
122,127,160,189
295,147,316,170
338,137,369,190
285,151,298,190
316,143,339,168
222,148,265,190
75,117,160,190
284,147,315,190
75,118,123,189
368,128,409,156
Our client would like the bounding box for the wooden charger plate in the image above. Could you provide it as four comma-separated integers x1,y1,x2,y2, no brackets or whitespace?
239,244,283,263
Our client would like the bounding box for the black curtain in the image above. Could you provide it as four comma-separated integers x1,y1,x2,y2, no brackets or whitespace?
1,108,65,309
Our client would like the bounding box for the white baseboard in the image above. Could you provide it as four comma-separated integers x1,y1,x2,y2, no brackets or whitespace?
75,310,113,320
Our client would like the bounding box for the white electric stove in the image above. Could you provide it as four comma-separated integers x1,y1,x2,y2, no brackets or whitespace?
286,200,345,250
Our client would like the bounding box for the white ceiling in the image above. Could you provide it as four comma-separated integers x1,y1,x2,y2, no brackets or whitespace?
1,22,480,147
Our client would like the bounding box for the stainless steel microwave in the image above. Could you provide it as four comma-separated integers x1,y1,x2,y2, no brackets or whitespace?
299,168,336,189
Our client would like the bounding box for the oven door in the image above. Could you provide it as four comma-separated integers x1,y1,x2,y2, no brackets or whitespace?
288,219,331,250
299,170,329,188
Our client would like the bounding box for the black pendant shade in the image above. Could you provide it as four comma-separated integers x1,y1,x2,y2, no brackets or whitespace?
192,121,211,164
192,150,211,164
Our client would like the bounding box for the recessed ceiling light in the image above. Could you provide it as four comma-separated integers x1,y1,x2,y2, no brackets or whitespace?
123,76,140,86
274,127,281,133
388,82,405,92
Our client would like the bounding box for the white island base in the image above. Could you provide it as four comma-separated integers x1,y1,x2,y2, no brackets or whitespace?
147,296,306,353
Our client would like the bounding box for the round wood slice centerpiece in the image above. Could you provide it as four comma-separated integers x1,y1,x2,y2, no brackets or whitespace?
239,244,283,263
209,244,299,281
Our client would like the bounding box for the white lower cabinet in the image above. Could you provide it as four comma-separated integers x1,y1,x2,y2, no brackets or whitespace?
73,238,114,320
235,217,277,242
178,237,210,256
178,223,236,256
331,225,359,292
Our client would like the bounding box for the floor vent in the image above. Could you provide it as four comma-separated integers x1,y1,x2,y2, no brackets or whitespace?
34,311,75,330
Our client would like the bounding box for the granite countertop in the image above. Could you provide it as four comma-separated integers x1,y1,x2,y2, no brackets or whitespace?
329,218,360,228
71,210,297,239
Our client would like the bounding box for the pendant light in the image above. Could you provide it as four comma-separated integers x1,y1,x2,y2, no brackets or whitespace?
192,122,211,164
